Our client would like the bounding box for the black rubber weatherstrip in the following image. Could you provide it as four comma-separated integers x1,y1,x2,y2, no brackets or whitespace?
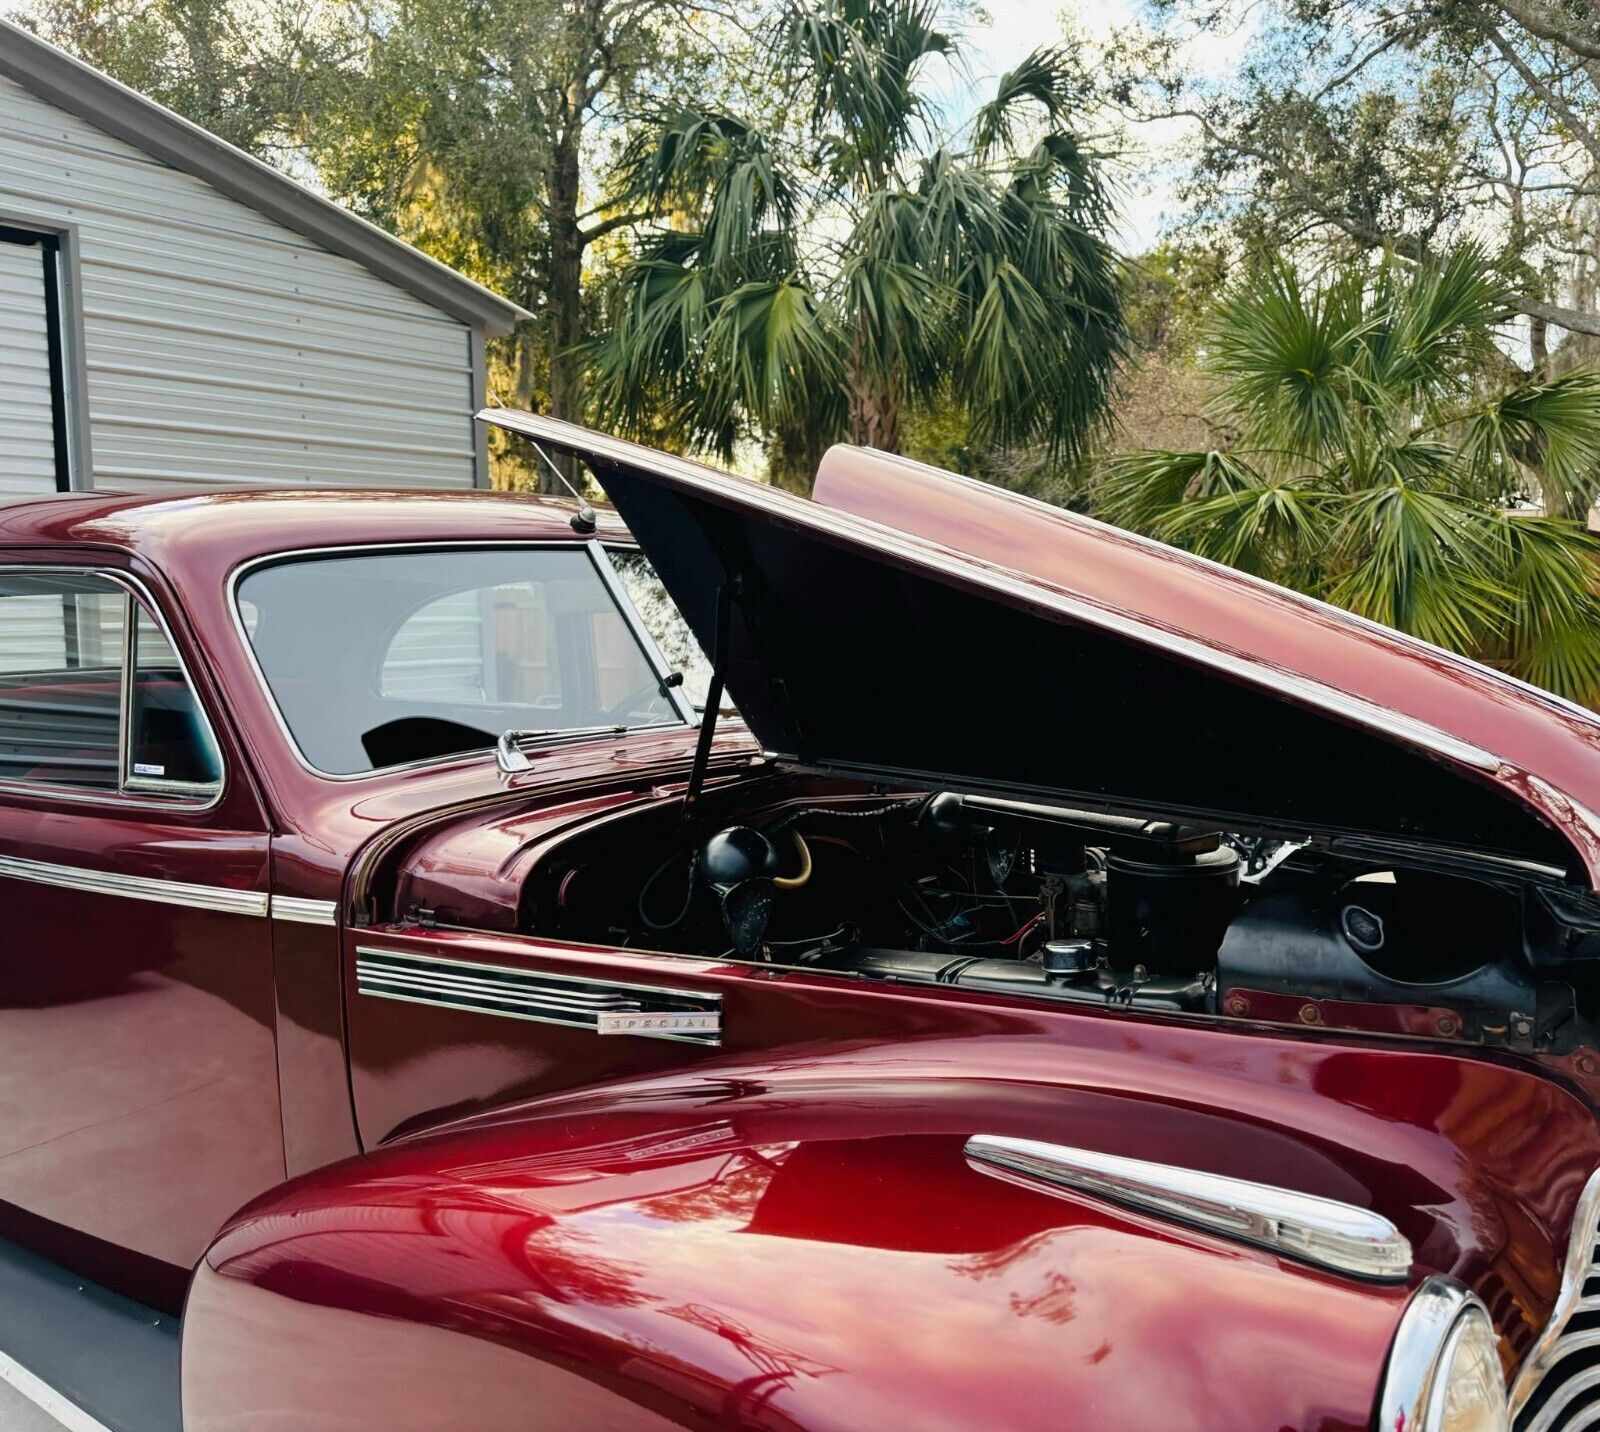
0,1231,180,1430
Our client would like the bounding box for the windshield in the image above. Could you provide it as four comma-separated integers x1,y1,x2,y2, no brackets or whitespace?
236,546,686,775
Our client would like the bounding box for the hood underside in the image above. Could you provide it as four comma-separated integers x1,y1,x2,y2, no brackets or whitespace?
482,412,1595,885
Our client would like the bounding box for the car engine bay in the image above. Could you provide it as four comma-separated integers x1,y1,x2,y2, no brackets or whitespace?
522,780,1600,1055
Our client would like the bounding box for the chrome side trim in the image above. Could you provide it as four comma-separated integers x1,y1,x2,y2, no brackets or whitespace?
0,853,268,917
0,1345,115,1432
270,895,337,927
963,1136,1413,1281
1511,1165,1600,1424
355,947,722,1044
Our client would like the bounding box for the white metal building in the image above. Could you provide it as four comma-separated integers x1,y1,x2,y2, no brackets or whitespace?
0,18,527,497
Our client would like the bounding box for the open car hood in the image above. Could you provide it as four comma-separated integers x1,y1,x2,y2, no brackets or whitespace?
483,412,1600,887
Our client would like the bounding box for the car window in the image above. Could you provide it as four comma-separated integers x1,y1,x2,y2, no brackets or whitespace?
0,570,220,798
236,546,686,776
127,605,224,793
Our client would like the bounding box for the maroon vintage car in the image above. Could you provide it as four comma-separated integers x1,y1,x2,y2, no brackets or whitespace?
0,411,1595,1431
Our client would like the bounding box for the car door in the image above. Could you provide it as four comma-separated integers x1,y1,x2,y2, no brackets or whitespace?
0,559,279,1308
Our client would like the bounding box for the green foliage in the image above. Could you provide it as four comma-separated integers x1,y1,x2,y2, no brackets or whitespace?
19,0,352,157
590,5,1127,479
1097,247,1600,703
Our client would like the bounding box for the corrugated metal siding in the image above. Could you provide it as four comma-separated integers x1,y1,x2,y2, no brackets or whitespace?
0,74,480,490
0,236,56,495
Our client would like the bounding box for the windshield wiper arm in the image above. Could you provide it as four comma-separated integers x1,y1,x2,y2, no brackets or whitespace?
496,725,628,774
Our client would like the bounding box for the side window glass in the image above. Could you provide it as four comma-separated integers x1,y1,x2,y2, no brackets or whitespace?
0,570,220,798
0,572,126,788
128,605,222,793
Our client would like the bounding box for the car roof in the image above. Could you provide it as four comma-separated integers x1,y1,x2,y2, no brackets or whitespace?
0,487,633,571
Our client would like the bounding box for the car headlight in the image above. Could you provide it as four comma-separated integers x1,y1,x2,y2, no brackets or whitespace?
1377,1276,1510,1432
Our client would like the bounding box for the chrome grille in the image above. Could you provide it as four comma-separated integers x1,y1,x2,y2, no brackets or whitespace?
1513,1169,1600,1431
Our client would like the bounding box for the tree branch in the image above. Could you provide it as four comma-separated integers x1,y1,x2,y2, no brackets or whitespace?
1491,0,1600,62
579,209,655,244
1484,24,1600,171
1516,295,1600,337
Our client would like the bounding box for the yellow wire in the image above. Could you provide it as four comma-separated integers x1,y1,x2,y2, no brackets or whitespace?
773,832,813,889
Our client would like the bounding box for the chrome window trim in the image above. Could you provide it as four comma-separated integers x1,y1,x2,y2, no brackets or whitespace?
270,895,338,927
0,564,226,813
0,852,267,917
963,1135,1413,1282
226,539,692,784
1377,1275,1502,1432
1510,1165,1600,1421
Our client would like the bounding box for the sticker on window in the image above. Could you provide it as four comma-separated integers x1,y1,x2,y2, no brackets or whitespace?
132,762,166,777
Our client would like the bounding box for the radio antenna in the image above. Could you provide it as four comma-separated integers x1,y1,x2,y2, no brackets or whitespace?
529,439,597,534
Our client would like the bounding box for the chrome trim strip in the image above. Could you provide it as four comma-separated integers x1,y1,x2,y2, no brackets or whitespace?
358,968,643,1011
0,852,268,916
225,540,691,784
1512,1166,1600,1422
964,1136,1413,1281
0,1345,115,1432
1377,1276,1501,1432
355,947,722,1044
271,895,337,927
363,946,724,1001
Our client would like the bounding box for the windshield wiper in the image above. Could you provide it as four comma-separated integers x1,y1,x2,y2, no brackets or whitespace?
496,725,629,774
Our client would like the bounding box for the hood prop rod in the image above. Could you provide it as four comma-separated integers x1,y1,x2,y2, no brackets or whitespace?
683,577,736,825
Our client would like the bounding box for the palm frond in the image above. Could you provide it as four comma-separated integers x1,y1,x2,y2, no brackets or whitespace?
1325,483,1509,652
699,276,846,437
1205,258,1362,459
777,0,951,181
1497,515,1600,702
1156,484,1328,577
971,46,1078,157
1464,369,1600,517
1096,448,1268,534
1358,245,1507,406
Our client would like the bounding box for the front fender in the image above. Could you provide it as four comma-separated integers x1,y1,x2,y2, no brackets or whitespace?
182,1076,1408,1431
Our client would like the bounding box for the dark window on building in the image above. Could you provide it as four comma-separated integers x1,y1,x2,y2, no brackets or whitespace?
0,227,71,493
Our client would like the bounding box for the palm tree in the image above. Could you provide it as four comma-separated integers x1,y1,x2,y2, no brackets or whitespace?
587,1,1126,487
1097,247,1600,704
